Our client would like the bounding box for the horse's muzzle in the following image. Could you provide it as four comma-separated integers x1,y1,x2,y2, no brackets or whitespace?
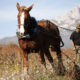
16,30,30,39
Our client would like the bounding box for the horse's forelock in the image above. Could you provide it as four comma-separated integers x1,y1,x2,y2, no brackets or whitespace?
20,6,28,11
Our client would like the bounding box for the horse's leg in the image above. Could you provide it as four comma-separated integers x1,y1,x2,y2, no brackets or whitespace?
44,48,55,71
56,47,65,75
20,48,28,72
20,48,30,79
39,49,46,69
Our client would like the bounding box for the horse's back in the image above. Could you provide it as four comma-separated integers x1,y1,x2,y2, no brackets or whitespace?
37,20,64,47
37,20,58,29
37,20,60,36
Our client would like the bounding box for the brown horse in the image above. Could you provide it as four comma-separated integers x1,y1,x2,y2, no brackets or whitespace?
16,3,65,74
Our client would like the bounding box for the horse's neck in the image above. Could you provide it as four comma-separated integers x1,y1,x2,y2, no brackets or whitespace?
29,17,37,28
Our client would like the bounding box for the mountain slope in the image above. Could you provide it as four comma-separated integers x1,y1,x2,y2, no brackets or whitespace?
0,36,18,45
53,5,80,30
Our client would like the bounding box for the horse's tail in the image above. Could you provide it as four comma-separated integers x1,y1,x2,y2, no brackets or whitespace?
60,36,64,47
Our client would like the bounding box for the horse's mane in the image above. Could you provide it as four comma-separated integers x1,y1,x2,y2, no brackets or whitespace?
30,17,37,25
25,17,37,28
24,17,38,35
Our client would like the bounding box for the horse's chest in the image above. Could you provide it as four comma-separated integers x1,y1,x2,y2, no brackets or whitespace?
19,39,37,49
27,41,36,49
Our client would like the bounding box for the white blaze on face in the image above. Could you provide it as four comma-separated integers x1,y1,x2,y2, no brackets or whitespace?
19,12,25,34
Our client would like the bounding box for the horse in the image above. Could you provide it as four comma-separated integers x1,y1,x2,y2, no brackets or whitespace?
16,3,65,75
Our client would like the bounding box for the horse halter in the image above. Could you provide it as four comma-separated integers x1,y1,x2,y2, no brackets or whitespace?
16,23,30,39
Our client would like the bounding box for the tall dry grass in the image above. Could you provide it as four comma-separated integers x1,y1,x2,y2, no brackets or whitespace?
0,43,21,64
0,43,22,80
0,43,80,80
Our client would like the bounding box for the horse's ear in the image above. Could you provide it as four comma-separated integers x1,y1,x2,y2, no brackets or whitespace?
16,3,20,11
28,4,34,12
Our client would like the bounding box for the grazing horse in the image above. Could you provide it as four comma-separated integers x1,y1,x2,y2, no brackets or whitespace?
16,3,65,74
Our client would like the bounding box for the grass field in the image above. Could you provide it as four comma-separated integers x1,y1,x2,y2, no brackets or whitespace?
0,43,80,80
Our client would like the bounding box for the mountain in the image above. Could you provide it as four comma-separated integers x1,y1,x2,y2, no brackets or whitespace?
53,5,80,30
0,36,18,45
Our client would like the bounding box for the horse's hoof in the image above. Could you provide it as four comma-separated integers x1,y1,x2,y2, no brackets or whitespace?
56,68,66,76
21,67,29,79
22,67,29,75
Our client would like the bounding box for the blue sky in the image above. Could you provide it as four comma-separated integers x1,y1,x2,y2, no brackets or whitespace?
0,0,80,38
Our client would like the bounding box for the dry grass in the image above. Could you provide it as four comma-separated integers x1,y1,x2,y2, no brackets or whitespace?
0,43,20,64
0,43,22,80
0,43,80,80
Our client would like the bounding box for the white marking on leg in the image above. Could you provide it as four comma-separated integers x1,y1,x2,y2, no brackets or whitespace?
19,12,25,34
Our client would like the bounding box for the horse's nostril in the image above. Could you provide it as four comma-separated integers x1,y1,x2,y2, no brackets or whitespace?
21,33,24,36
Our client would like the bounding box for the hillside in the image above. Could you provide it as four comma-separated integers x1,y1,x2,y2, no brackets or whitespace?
0,36,18,45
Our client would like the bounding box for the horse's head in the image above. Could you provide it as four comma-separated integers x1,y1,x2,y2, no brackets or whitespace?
16,3,33,36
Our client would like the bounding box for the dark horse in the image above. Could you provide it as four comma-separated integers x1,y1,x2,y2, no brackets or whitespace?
16,3,65,74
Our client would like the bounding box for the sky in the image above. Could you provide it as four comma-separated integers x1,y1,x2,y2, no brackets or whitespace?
0,0,80,38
